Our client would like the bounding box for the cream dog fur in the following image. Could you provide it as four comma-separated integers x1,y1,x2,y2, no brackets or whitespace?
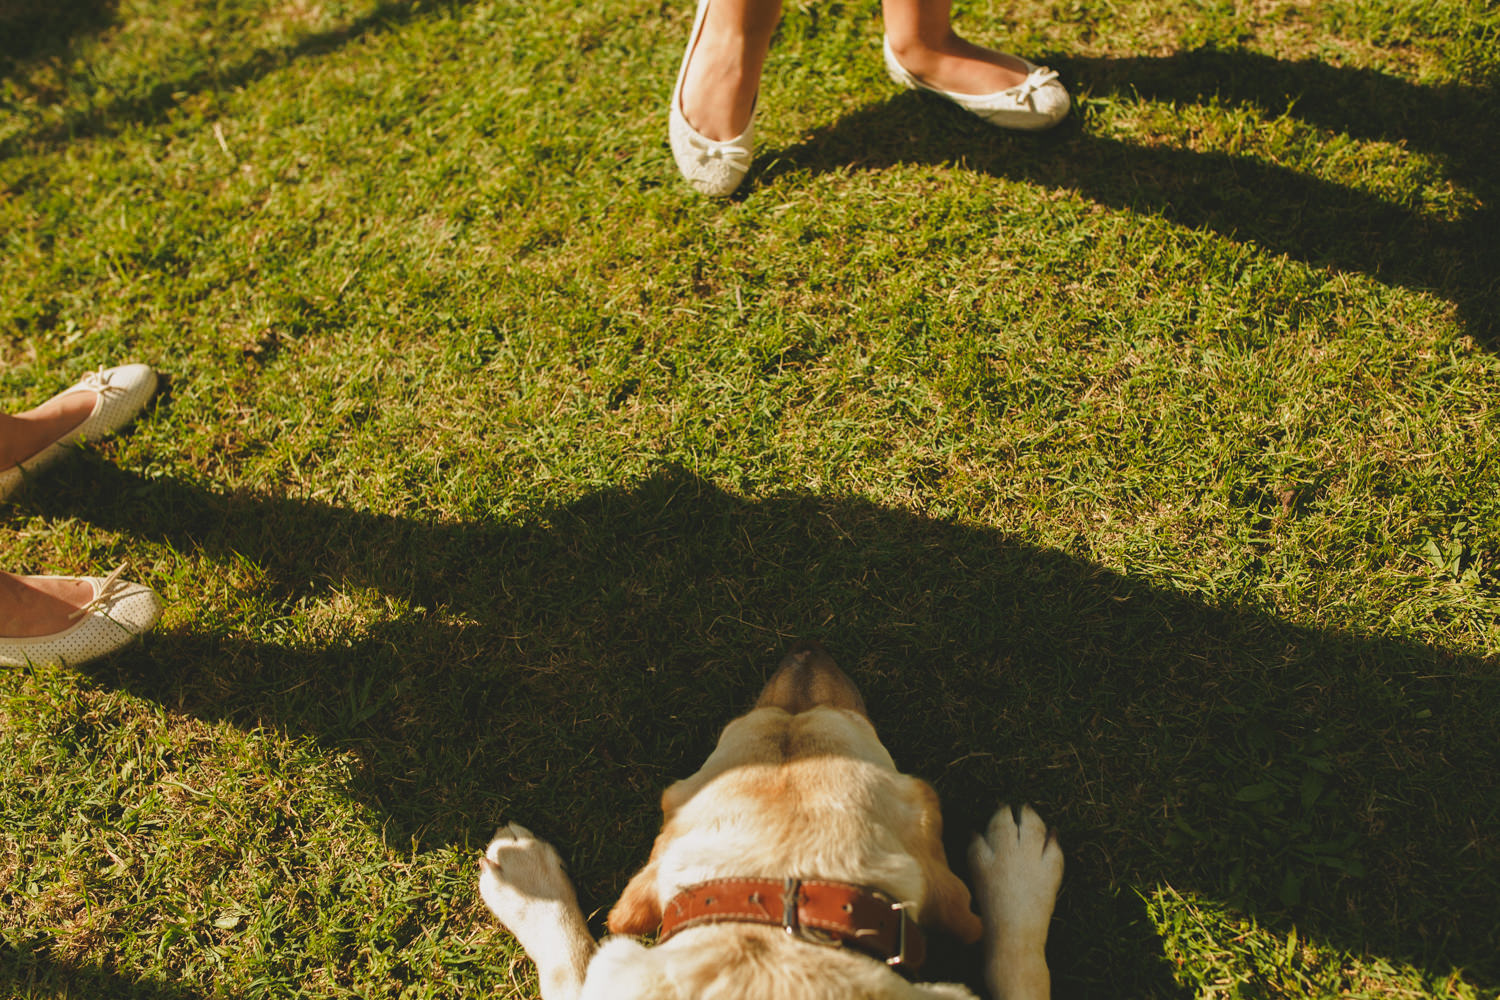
479,642,1063,1000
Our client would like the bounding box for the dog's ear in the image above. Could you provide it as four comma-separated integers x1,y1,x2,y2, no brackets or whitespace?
921,860,984,944
609,784,700,936
607,859,662,936
661,777,697,820
908,778,985,944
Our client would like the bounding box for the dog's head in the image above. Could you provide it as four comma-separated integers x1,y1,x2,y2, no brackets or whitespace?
595,643,984,997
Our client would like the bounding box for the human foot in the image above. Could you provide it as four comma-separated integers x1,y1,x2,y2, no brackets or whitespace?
0,573,95,637
0,394,97,470
885,31,1033,96
883,32,1070,130
677,3,776,142
669,0,779,196
0,364,157,499
0,567,162,666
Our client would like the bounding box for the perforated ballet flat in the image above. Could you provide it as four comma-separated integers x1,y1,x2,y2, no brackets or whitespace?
883,37,1070,131
0,363,157,500
0,567,162,669
669,0,755,197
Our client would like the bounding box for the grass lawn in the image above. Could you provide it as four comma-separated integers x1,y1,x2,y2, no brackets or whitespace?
2,0,1498,994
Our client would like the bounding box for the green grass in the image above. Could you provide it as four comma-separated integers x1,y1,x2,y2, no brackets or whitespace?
2,0,1499,995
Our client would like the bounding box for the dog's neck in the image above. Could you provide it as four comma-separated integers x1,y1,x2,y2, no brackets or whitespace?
658,876,927,973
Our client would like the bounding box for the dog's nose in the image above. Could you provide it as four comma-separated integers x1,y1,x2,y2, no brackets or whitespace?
755,641,867,716
783,639,834,664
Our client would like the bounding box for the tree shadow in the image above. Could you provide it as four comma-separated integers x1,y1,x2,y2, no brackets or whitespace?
755,49,1499,345
18,459,1499,995
0,942,214,1000
0,0,468,159
0,0,117,76
1063,51,1494,190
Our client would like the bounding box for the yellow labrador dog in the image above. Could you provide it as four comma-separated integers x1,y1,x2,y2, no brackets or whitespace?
479,642,1063,1000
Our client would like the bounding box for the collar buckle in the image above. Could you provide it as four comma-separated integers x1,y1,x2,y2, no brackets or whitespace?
780,877,839,946
886,901,910,968
781,876,801,936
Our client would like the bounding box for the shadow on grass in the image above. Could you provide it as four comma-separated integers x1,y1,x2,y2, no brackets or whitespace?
0,0,117,75
0,940,212,1000
756,49,1499,345
0,0,467,159
20,460,1500,996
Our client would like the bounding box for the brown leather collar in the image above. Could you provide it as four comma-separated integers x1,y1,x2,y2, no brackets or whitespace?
657,876,926,973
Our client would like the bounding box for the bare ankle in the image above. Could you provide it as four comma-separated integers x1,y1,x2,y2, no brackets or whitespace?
739,0,782,41
884,30,961,73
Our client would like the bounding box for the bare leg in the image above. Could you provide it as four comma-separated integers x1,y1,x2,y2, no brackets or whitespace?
882,0,1032,95
479,825,597,1000
678,0,781,141
0,572,95,638
968,805,1064,1000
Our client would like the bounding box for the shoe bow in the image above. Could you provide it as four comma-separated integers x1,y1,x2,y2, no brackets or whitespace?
1012,66,1060,103
77,366,131,398
688,135,751,168
67,564,134,622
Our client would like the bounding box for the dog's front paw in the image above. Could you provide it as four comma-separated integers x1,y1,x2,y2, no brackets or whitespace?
479,824,595,1000
968,804,1063,953
478,823,577,931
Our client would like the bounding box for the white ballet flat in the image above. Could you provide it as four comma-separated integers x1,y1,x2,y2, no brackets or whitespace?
0,566,162,668
668,0,755,197
0,363,157,500
883,36,1070,131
